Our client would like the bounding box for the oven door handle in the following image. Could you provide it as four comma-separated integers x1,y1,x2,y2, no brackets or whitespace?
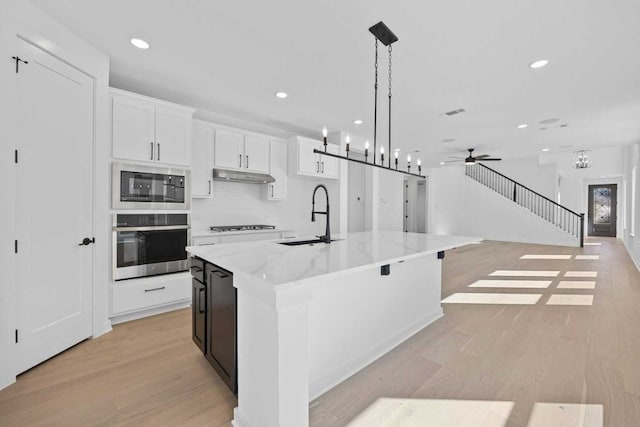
112,225,191,232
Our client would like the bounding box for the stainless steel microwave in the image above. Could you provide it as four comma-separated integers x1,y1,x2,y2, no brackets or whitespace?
112,163,191,210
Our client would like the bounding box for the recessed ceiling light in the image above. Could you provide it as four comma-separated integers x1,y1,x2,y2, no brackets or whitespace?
440,161,445,165
130,38,150,49
517,124,528,129
353,119,363,125
529,59,549,69
275,91,288,99
542,148,550,152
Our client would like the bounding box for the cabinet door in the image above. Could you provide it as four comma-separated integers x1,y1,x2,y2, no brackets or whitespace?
214,129,244,170
268,140,287,200
192,278,206,354
192,122,214,198
155,106,192,166
298,139,321,176
112,95,156,162
321,144,340,178
244,135,269,173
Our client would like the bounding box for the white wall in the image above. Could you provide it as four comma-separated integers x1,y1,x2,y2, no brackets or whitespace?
491,157,558,200
192,173,340,238
429,166,578,246
0,0,111,390
623,143,640,269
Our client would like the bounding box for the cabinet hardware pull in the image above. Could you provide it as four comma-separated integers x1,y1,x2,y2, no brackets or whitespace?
239,154,242,167
150,142,154,160
246,155,249,169
316,161,319,173
198,287,205,314
271,184,274,197
157,143,160,161
144,286,166,293
208,180,211,195
190,266,203,272
321,162,324,173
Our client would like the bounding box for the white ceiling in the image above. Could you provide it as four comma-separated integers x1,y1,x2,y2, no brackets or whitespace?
31,0,640,166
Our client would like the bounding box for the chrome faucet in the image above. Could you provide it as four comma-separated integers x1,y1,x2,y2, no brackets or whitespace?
311,184,331,243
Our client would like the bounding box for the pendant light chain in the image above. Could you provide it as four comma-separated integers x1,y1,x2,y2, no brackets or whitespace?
373,38,379,164
388,44,393,168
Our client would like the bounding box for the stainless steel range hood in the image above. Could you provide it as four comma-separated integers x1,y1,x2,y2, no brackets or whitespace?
212,168,275,184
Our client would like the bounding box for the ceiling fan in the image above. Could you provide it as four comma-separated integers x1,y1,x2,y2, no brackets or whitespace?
445,148,502,165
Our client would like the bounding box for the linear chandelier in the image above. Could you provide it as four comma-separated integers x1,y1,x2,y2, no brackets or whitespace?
314,21,425,179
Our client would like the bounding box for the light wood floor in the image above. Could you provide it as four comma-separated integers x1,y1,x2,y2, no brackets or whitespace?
1,238,639,426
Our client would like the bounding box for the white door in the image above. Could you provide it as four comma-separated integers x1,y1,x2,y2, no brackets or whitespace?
214,129,244,170
244,135,269,173
155,106,191,166
192,122,214,198
14,38,94,373
298,140,320,176
112,94,155,163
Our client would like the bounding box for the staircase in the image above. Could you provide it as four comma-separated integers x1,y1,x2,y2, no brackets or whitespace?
465,164,585,247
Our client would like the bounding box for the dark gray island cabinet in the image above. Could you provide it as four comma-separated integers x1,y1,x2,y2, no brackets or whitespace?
190,257,237,394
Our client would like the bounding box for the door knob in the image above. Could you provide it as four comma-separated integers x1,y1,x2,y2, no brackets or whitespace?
78,237,95,246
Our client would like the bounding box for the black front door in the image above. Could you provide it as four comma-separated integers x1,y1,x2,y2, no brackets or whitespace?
588,184,617,237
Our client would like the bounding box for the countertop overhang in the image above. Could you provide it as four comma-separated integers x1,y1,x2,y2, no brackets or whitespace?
186,231,481,287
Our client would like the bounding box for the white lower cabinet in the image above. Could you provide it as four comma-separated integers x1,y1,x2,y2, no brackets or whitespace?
111,273,191,320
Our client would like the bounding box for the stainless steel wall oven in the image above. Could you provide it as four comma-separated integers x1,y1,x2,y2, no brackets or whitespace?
113,213,191,281
112,162,191,210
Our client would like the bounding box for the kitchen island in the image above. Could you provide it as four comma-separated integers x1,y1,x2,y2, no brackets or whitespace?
186,231,480,427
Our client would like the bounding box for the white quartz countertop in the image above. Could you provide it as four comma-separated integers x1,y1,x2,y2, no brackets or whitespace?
186,231,480,287
191,228,295,238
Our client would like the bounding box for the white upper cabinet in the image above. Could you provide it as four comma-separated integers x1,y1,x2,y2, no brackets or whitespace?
214,129,269,174
293,137,339,179
112,95,155,162
191,121,214,198
214,129,244,169
268,140,288,201
111,89,195,166
244,135,269,173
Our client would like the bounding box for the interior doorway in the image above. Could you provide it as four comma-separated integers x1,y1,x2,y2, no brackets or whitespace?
347,152,366,232
587,184,617,237
403,178,428,233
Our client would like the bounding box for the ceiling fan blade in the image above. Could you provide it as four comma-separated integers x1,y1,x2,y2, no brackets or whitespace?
475,154,492,159
447,156,464,159
444,159,462,163
477,158,502,161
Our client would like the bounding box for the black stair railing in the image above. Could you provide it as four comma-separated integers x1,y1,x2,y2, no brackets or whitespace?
465,164,585,247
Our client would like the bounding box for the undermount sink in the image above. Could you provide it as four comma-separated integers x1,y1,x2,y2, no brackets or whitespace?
278,238,341,246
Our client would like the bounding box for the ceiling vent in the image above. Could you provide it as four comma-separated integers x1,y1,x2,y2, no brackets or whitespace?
442,108,466,117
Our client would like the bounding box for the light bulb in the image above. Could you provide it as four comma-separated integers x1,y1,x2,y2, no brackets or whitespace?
345,134,351,144
365,140,370,150
394,151,399,159
417,159,421,166
380,146,384,154
407,154,411,162
322,126,328,137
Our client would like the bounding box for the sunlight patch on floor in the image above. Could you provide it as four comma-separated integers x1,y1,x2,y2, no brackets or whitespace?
546,295,594,306
583,242,602,246
565,271,598,278
557,281,596,289
575,255,600,260
527,402,603,427
442,293,542,305
469,280,552,289
489,270,560,277
520,254,572,260
346,398,514,427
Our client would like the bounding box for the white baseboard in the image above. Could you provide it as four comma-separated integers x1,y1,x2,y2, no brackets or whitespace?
0,376,16,393
92,319,112,339
623,238,640,271
309,307,444,401
231,408,255,427
109,300,191,325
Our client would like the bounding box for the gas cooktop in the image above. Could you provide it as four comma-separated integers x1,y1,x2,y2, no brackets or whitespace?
209,225,276,233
